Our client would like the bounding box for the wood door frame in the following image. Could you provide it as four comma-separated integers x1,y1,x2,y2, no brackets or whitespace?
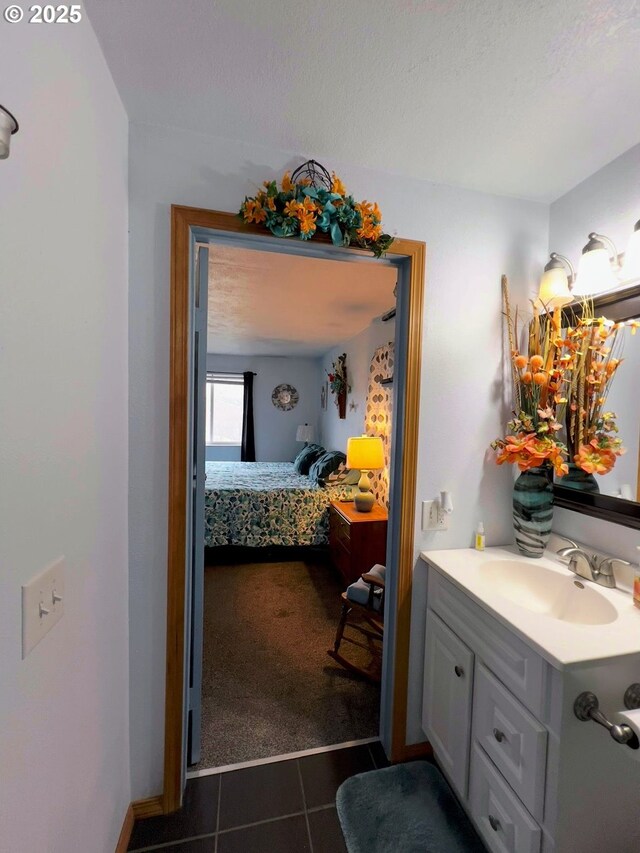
163,205,425,813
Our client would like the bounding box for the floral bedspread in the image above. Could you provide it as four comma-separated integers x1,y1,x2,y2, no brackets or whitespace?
204,461,342,548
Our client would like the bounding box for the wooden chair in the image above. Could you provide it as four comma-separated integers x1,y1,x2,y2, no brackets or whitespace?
327,564,385,683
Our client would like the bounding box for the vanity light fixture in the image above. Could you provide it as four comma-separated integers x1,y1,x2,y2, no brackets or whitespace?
0,104,19,160
536,253,574,308
572,232,619,296
622,219,640,281
546,218,640,304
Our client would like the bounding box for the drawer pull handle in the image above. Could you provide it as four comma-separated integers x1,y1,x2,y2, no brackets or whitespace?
493,728,507,743
454,665,464,678
488,815,501,832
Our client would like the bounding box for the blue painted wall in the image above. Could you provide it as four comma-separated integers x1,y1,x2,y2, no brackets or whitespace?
206,353,322,461
319,315,395,455
206,443,241,462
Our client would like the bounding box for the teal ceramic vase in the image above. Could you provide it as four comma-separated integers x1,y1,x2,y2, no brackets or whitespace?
513,465,553,558
560,462,600,494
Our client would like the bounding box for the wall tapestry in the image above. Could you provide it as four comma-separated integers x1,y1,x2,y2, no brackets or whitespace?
327,353,349,419
365,342,394,509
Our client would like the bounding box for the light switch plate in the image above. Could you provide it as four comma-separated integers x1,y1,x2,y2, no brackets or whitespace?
22,557,65,658
422,500,435,530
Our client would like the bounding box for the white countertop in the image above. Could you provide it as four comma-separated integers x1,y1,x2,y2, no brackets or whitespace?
421,545,640,669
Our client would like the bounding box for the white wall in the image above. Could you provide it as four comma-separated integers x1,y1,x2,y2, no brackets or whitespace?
319,317,395,454
128,121,548,793
549,142,640,561
206,354,321,461
0,18,130,853
550,143,640,264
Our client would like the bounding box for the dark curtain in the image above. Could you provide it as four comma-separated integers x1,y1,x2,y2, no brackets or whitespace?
241,371,256,462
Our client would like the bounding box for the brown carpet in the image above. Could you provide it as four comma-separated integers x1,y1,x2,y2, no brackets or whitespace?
193,556,380,770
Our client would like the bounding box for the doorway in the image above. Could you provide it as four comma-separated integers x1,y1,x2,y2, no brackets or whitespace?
163,206,425,812
193,244,397,771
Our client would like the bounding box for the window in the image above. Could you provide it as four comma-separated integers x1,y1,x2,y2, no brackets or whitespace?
205,373,244,445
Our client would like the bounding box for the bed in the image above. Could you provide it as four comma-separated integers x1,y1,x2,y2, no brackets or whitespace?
204,461,345,548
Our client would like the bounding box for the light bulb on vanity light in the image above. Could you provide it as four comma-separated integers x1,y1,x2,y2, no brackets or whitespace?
536,253,574,308
622,219,640,281
572,233,618,296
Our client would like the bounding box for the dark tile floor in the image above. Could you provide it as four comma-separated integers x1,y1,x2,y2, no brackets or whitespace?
128,741,389,852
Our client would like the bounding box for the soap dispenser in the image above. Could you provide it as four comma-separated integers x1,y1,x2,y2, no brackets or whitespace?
475,522,485,551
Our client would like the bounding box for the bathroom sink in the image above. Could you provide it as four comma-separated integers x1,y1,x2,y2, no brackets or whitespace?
478,560,618,625
423,546,640,666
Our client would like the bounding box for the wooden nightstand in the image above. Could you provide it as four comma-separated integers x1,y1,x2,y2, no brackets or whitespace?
328,500,388,586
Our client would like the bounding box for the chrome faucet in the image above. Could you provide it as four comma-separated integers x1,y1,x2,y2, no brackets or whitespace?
555,537,629,589
556,545,598,583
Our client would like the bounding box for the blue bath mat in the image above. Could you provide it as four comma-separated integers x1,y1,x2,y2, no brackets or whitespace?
336,762,485,853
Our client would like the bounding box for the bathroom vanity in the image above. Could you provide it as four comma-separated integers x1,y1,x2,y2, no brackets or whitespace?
421,547,640,853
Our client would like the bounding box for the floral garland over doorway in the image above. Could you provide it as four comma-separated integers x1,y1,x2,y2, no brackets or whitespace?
239,159,394,257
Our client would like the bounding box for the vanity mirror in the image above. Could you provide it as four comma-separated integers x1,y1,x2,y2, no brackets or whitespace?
554,283,640,529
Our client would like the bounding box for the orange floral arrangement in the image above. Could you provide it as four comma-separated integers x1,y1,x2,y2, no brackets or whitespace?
563,313,638,475
492,300,571,477
239,166,394,257
493,277,638,479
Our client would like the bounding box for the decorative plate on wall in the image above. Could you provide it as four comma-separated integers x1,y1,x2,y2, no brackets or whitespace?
271,383,299,411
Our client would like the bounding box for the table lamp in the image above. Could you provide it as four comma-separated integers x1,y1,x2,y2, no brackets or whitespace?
346,435,384,512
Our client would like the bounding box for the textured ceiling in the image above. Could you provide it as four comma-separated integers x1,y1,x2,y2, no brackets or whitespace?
87,0,640,202
206,246,396,356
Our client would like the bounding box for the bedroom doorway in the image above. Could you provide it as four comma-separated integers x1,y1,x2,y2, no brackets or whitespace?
192,243,397,772
163,206,424,813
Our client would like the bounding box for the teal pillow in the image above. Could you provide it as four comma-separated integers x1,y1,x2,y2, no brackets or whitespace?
323,462,361,486
293,443,325,474
309,450,347,484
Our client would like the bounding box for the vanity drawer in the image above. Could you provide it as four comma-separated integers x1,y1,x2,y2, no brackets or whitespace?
428,569,548,718
469,743,541,853
473,663,547,820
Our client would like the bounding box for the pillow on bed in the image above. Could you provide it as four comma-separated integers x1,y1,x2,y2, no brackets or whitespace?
323,462,361,486
308,450,347,484
293,443,325,475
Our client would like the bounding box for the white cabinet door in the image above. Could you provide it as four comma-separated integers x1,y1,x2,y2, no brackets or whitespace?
422,609,475,797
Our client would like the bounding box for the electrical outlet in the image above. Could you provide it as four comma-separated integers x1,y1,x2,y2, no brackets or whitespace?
435,505,449,530
22,557,65,658
422,500,449,531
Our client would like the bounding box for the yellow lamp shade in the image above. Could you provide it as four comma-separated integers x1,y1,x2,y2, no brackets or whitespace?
536,266,573,308
346,435,384,470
